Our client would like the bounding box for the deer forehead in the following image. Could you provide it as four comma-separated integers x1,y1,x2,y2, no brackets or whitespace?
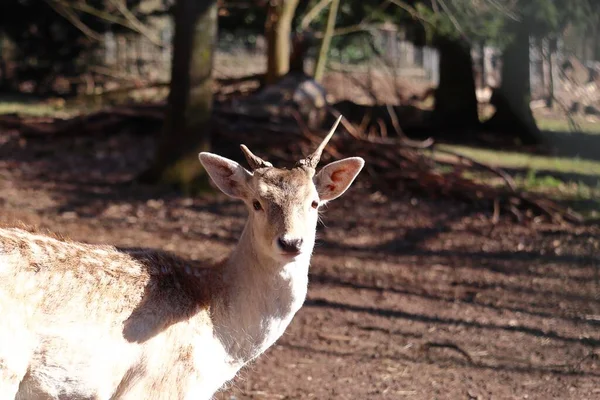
254,168,316,204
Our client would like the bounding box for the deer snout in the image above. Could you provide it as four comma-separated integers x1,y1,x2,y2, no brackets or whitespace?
277,236,303,254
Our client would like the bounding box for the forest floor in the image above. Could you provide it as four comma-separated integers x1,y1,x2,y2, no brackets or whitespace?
0,112,599,400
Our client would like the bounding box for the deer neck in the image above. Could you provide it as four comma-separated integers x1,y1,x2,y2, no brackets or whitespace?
210,222,311,363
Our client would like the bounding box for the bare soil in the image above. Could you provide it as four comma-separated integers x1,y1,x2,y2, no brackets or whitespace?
0,126,599,400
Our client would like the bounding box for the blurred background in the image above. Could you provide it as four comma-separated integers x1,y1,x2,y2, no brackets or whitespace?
0,0,599,398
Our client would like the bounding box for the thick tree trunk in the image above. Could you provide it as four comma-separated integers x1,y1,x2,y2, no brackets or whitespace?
431,36,480,130
483,22,540,145
265,0,300,85
138,0,217,191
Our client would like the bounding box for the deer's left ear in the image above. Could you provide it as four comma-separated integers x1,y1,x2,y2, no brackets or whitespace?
314,157,364,202
199,152,252,199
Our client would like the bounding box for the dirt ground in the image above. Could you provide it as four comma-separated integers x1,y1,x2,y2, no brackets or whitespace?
0,125,599,400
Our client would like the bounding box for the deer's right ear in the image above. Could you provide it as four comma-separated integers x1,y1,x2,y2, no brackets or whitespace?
199,153,251,199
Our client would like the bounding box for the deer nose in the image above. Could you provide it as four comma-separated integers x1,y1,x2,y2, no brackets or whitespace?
277,237,303,254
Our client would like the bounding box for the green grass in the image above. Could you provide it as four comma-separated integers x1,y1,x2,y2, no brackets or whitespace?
438,144,600,178
438,144,600,219
0,100,84,118
536,116,600,134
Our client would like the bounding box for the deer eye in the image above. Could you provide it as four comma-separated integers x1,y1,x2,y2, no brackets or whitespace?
311,200,319,209
252,200,262,211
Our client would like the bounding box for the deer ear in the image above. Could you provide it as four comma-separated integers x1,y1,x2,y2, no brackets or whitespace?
199,153,251,199
314,157,364,202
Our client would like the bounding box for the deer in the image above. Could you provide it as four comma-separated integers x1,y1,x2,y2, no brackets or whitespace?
0,116,364,400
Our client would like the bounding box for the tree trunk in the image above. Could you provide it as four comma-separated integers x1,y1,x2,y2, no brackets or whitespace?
313,0,339,83
483,22,540,145
539,38,546,99
289,32,312,74
478,40,486,88
431,36,480,130
138,0,217,191
546,37,557,108
265,0,300,85
595,25,600,61
0,35,6,90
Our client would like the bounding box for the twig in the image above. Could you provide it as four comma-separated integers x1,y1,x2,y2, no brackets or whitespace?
422,341,474,364
433,146,517,192
388,0,435,27
300,0,332,30
386,104,405,137
508,204,523,223
376,118,388,138
436,0,466,38
108,0,164,47
45,0,103,41
55,1,128,29
326,106,365,141
62,1,166,48
492,198,500,224
383,109,435,147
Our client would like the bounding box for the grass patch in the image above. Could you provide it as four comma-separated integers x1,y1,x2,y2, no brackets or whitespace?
438,144,600,219
515,171,600,219
0,101,66,117
536,116,600,134
0,98,87,118
438,144,600,178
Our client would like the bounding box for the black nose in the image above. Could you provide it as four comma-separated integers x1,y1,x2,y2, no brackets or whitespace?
277,237,303,254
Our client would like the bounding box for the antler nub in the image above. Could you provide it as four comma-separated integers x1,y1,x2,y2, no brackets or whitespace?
240,144,273,170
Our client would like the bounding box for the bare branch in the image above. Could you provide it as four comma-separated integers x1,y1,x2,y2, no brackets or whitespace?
47,0,166,48
64,1,130,27
433,146,517,192
300,0,332,30
483,0,520,21
388,0,435,27
45,0,103,41
436,0,466,37
108,0,164,47
313,0,392,38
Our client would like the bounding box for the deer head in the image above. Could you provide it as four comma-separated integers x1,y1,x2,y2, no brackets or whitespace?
199,116,364,263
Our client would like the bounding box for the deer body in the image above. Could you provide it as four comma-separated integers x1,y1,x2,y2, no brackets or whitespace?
0,117,363,399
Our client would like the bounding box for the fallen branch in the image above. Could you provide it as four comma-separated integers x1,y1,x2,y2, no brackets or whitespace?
433,146,517,192
422,341,474,364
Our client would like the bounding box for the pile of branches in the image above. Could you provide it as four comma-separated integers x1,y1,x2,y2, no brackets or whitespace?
0,102,583,224
213,105,583,225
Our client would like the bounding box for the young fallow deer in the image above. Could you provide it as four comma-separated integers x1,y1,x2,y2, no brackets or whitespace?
0,116,364,400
